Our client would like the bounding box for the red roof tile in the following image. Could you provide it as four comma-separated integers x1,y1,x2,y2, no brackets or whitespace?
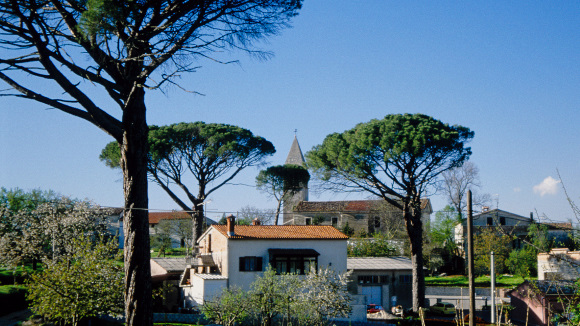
293,199,430,213
212,225,349,240
149,211,191,225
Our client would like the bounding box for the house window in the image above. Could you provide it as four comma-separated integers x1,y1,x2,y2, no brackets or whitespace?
487,217,493,226
399,275,411,284
331,217,338,227
358,275,390,284
305,217,312,225
374,216,381,228
239,256,263,272
269,249,319,275
499,217,506,225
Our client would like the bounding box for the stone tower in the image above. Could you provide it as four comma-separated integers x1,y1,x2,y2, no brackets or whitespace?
282,136,309,224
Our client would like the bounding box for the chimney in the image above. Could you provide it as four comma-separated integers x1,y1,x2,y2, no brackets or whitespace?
226,215,236,236
252,218,261,226
530,212,534,222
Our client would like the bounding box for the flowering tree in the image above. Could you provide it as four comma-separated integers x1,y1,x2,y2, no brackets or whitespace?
293,267,352,326
0,195,111,269
202,287,251,326
203,266,352,326
27,236,123,326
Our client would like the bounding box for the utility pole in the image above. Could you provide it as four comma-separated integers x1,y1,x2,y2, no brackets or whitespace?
467,190,475,326
491,251,496,323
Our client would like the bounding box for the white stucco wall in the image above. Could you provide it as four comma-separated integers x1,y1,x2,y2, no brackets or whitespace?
183,274,228,307
226,239,347,291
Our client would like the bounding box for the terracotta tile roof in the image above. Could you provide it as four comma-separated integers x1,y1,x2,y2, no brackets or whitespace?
293,199,431,212
545,222,573,230
212,225,349,240
149,211,191,225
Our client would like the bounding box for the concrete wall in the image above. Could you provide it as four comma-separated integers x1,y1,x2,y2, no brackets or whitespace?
183,274,228,307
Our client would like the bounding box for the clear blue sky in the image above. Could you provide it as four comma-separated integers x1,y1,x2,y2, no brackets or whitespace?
1,1,579,223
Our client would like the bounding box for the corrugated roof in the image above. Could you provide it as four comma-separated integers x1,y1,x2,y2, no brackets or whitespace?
294,199,431,213
151,258,188,273
212,225,349,240
193,273,229,280
347,257,413,270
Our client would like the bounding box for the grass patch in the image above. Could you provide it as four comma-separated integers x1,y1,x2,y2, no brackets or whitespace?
0,265,36,285
425,274,532,287
151,247,189,258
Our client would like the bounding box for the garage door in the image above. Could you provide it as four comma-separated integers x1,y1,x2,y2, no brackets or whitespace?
362,286,382,305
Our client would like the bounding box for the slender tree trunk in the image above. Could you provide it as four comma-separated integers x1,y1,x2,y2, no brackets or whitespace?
405,203,426,312
121,87,153,326
274,197,283,225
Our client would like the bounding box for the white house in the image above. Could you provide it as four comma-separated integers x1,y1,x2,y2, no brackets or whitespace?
179,215,349,308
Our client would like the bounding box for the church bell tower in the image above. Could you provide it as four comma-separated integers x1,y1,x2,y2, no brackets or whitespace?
282,136,309,224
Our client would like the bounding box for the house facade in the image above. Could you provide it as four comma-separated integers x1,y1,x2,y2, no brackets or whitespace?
148,211,192,248
538,248,580,281
347,257,413,311
289,199,432,236
180,216,349,307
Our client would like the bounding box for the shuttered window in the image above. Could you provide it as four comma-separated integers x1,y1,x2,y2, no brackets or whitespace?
239,256,263,272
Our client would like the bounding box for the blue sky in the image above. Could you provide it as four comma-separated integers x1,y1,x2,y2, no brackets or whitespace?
1,1,579,223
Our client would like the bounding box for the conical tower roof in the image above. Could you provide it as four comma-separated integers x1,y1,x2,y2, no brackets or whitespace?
285,136,306,166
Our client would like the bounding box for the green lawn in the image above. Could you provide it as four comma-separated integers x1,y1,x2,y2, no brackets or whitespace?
425,274,532,287
151,247,189,258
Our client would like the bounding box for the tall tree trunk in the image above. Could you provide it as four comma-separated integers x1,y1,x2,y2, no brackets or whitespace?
193,201,205,244
405,203,426,312
121,87,153,326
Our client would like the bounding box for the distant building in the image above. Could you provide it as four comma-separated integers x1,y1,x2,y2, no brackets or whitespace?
119,211,217,249
281,136,432,235
454,208,573,255
538,248,580,281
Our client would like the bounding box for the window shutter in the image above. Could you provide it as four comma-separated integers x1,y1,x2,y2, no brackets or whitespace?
239,257,245,271
257,257,263,271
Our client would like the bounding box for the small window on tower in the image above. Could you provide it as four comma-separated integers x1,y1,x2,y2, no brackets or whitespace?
305,217,312,225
